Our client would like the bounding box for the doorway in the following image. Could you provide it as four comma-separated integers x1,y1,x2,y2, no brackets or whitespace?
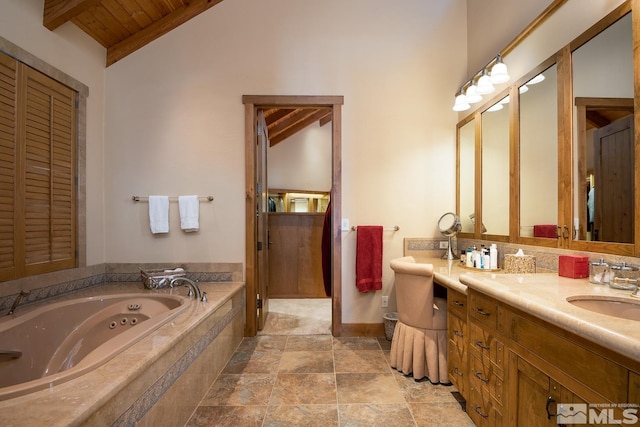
243,95,344,337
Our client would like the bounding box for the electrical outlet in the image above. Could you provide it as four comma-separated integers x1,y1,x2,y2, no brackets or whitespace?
341,218,350,231
381,296,389,308
439,241,449,249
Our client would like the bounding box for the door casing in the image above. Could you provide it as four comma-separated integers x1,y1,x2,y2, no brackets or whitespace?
243,95,344,337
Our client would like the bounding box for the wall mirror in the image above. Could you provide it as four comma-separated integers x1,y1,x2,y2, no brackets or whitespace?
572,12,634,244
481,97,510,236
519,63,558,239
458,118,475,234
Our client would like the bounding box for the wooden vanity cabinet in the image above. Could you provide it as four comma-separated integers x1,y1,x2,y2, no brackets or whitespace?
467,291,506,426
447,288,469,399
465,288,640,427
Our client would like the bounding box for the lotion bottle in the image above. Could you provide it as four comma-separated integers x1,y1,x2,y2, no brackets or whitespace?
490,244,498,269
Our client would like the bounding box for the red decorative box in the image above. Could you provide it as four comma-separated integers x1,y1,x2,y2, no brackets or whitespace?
558,255,589,278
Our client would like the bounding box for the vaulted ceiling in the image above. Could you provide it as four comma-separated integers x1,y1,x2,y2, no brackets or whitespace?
42,0,331,143
43,0,225,67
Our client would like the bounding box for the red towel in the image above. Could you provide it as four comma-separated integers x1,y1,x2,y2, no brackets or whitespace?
533,224,557,238
355,226,383,293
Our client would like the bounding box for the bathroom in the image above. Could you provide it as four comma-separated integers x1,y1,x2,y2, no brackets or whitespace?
1,0,639,425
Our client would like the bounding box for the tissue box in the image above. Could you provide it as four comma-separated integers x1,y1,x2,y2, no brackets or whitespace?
504,254,536,274
558,255,588,278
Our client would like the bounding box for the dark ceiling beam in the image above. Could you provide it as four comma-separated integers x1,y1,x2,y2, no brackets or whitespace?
106,0,225,66
269,108,332,146
43,0,101,30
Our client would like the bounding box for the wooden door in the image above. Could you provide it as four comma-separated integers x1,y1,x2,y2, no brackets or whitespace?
256,110,269,330
268,213,326,298
594,114,634,243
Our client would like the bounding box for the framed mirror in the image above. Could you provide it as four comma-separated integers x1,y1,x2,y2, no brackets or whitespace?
481,97,510,236
458,118,476,234
519,63,558,239
572,12,634,244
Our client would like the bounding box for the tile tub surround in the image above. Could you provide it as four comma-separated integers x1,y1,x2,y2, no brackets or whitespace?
0,262,242,314
0,281,245,427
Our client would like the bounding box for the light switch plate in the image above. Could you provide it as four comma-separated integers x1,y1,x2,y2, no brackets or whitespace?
439,241,449,249
341,219,350,231
381,296,389,308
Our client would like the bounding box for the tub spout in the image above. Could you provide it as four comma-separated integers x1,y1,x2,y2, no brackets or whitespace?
169,277,206,302
7,291,30,315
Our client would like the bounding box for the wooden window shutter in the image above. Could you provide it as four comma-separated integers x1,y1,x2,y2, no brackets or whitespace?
18,64,77,277
0,53,17,280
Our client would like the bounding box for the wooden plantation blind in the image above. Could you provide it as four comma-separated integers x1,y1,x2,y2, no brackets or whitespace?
0,51,77,281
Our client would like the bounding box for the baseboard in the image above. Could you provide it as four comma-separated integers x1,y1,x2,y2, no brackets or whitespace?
340,322,385,337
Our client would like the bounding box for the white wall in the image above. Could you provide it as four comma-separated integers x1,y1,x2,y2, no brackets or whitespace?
268,123,332,192
0,0,106,266
103,0,467,323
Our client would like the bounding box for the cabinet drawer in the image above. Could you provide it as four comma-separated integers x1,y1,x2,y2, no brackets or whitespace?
469,292,500,330
468,383,503,427
448,313,467,351
470,354,504,406
448,289,467,318
470,321,505,375
448,339,468,397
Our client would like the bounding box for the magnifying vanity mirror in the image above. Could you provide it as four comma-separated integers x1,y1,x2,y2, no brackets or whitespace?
438,212,461,260
572,12,634,244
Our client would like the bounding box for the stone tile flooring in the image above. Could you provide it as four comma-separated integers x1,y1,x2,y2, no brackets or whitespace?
185,335,475,426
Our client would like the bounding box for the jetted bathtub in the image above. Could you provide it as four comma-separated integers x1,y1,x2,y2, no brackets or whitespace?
0,293,190,400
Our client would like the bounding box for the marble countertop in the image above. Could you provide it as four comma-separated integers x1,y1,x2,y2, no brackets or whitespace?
417,257,640,365
0,281,245,426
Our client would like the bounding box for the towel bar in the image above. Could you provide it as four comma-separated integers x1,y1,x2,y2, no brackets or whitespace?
132,196,214,202
350,225,399,231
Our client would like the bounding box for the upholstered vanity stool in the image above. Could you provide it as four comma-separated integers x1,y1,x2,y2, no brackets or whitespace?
389,256,449,384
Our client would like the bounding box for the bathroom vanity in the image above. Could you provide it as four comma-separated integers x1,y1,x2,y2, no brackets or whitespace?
426,258,640,426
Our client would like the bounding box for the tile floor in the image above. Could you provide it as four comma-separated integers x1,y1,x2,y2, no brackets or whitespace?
185,300,474,427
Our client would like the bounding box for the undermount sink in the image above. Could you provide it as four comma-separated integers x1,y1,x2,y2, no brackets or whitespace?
566,295,640,321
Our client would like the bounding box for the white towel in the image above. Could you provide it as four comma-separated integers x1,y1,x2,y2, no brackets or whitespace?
179,195,199,232
149,195,169,234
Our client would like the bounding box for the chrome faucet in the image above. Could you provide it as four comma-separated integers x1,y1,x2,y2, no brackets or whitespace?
7,290,30,315
169,277,207,302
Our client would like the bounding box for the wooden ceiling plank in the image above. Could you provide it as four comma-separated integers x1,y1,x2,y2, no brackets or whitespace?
85,4,132,43
135,0,174,21
106,0,225,66
43,0,102,30
318,109,332,126
264,108,295,126
71,8,118,47
269,108,331,146
117,0,154,27
268,109,318,139
101,0,144,35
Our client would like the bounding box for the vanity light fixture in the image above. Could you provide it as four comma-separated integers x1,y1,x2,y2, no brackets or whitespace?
489,54,510,84
476,69,495,95
452,53,511,112
487,102,504,112
519,85,529,94
465,81,483,104
453,88,471,111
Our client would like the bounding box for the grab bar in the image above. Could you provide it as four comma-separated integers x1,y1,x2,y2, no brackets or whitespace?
0,349,22,361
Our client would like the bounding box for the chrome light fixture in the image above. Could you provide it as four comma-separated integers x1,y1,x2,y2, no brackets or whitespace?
452,53,511,112
465,81,482,104
489,54,510,84
452,88,470,111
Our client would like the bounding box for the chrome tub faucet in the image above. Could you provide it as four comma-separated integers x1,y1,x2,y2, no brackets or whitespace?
169,277,207,302
7,290,31,315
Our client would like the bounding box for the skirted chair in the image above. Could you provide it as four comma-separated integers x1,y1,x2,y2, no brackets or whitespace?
389,256,449,384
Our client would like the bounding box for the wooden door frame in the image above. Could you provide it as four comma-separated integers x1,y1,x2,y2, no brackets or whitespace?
243,95,344,337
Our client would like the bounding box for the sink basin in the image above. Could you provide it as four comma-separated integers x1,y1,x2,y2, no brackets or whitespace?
566,295,640,321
